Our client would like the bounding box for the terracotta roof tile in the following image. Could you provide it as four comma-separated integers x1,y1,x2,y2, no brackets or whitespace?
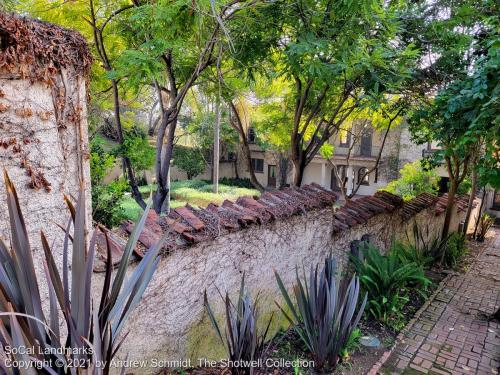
174,206,205,231
106,185,469,268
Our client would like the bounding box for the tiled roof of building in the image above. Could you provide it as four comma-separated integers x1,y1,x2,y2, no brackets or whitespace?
93,185,470,271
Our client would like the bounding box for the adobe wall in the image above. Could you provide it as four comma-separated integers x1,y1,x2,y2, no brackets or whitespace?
112,192,466,373
0,14,92,298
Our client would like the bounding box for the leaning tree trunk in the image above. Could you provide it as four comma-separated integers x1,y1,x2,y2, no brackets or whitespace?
462,166,477,235
440,180,458,264
473,187,487,240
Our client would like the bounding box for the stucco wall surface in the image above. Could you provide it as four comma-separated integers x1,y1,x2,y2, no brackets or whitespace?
0,67,91,296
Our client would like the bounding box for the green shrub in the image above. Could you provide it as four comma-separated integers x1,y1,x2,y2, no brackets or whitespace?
382,160,439,201
391,241,434,269
275,254,366,371
340,328,362,362
397,223,450,268
173,145,206,179
351,243,431,326
90,137,128,227
443,233,468,268
204,276,272,375
475,213,494,242
219,177,255,189
0,171,164,375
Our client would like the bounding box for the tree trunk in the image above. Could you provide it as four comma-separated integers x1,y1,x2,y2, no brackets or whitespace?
292,156,306,187
228,101,264,192
153,114,177,213
473,187,487,240
279,157,289,188
213,96,220,194
234,157,239,179
440,180,458,264
462,165,477,235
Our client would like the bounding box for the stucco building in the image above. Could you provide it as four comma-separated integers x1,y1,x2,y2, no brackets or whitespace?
241,121,428,197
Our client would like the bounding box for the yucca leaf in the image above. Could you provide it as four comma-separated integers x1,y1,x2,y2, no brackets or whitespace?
204,290,224,345
107,200,152,312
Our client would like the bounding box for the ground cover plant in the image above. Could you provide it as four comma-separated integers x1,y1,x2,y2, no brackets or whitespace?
274,254,367,371
0,171,165,375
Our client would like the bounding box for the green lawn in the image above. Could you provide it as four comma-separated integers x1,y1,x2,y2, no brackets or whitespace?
120,180,260,221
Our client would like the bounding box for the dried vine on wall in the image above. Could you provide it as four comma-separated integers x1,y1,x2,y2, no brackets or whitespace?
0,12,91,191
0,12,92,82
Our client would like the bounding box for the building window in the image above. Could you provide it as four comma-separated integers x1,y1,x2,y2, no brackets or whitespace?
493,190,500,211
358,167,369,185
251,158,264,173
360,127,373,156
339,130,350,147
247,128,256,144
331,165,347,191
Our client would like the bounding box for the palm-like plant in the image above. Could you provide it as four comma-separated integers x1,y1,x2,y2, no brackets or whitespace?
0,170,165,374
274,255,366,371
204,276,272,375
351,242,430,323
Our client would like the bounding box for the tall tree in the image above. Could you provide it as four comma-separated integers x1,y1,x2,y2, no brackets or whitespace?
111,0,262,212
405,0,499,243
236,0,415,186
410,31,499,245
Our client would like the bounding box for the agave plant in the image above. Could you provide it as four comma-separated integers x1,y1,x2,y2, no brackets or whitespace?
204,275,272,375
351,242,430,323
0,170,166,374
274,255,367,371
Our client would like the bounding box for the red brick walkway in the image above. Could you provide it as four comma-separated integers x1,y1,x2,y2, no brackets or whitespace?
380,229,500,375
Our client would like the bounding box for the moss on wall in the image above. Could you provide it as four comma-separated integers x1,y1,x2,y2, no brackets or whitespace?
186,290,291,362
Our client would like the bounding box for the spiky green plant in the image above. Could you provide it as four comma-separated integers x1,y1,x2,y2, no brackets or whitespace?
443,232,468,268
204,275,272,375
476,213,494,242
0,170,165,375
274,255,367,371
351,242,430,324
398,223,450,267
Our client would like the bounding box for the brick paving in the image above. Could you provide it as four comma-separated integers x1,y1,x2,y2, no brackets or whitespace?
381,229,500,375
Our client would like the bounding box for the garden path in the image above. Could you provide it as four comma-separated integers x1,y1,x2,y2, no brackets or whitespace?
378,228,500,375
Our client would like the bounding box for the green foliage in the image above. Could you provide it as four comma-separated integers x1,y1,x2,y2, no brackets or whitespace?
351,243,430,326
443,233,468,269
382,161,439,201
204,276,272,375
119,180,260,221
219,177,254,189
90,137,127,227
274,254,367,370
391,224,447,269
0,171,163,375
476,213,495,242
173,145,206,179
340,328,362,362
390,242,434,270
116,134,155,175
409,30,499,190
